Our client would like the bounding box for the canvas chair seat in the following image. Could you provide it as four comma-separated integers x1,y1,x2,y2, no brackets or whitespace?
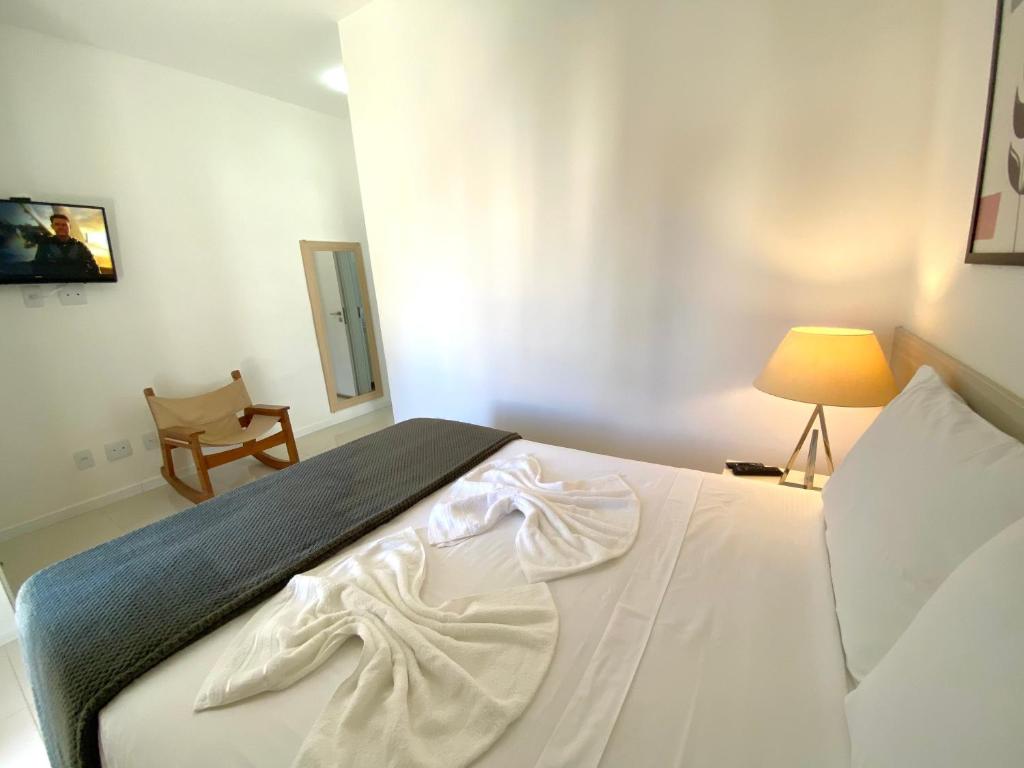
145,371,299,504
147,379,253,432
196,414,281,446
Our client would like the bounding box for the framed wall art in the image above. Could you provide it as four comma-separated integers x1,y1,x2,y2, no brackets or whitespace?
966,0,1024,265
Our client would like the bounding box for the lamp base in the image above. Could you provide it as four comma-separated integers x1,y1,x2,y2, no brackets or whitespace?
780,404,835,490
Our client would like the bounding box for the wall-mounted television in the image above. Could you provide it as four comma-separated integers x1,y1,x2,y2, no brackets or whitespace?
0,199,117,284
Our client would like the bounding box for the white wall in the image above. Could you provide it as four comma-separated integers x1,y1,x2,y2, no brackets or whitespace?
909,0,1024,395
0,24,388,535
340,0,940,471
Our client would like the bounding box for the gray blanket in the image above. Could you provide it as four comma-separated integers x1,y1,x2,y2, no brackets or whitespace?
16,418,519,768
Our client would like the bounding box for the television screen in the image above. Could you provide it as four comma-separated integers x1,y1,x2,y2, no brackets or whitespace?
0,199,117,284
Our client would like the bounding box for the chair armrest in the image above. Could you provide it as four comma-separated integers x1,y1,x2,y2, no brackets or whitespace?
245,404,290,417
160,425,205,443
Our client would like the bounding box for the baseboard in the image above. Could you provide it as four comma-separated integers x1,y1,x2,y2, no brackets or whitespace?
292,398,390,438
0,399,391,543
0,478,165,543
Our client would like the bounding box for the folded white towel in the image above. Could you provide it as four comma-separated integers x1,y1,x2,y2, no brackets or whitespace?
195,528,558,768
428,454,640,582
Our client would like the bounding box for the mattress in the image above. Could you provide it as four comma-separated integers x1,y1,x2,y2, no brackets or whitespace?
98,440,850,768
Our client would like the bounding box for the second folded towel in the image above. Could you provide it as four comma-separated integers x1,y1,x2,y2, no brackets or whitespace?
428,454,640,582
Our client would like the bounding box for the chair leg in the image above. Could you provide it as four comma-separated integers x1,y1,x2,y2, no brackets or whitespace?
160,440,175,479
189,439,215,500
253,415,300,470
281,411,299,465
159,439,215,504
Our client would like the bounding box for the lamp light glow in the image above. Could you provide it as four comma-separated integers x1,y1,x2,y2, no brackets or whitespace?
321,66,349,94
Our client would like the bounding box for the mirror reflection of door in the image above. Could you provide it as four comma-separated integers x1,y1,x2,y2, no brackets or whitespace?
300,241,383,412
335,250,374,395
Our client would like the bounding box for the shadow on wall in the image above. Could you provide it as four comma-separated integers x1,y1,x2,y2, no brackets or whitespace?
484,217,913,473
490,401,736,471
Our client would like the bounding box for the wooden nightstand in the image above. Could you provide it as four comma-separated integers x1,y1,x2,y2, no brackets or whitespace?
722,462,829,491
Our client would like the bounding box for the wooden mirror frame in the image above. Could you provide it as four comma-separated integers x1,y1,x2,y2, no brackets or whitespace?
299,240,384,413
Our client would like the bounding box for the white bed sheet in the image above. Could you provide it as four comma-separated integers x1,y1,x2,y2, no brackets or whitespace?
98,440,849,768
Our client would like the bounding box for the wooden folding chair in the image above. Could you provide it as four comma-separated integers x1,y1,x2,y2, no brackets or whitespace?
144,370,299,503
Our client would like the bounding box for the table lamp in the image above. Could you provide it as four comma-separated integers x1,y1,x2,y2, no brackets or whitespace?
754,327,898,489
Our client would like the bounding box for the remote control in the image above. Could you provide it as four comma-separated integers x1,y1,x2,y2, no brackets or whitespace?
730,462,783,477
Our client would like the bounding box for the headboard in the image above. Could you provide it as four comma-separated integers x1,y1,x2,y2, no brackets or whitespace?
890,326,1024,443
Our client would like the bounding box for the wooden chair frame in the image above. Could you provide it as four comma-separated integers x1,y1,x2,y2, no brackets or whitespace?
144,370,299,504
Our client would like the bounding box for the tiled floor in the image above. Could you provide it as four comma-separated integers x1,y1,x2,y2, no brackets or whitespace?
0,405,394,764
0,640,46,766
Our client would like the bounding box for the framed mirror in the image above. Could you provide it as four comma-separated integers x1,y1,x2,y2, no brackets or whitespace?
300,240,384,412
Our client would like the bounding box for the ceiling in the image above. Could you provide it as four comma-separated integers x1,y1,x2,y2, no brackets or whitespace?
0,0,376,117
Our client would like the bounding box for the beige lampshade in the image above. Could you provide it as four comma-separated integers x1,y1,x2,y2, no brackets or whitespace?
755,327,898,407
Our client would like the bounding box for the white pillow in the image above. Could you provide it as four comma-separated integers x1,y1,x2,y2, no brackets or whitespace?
823,365,1024,681
845,514,1024,768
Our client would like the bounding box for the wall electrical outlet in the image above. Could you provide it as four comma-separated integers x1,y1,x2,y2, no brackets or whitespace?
104,439,133,462
58,284,88,306
73,449,95,471
21,286,46,308
142,432,160,451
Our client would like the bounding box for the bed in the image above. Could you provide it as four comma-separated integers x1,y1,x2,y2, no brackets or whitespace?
98,442,849,768
22,327,1024,767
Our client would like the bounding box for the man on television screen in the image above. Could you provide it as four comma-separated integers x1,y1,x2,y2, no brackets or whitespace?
32,213,99,280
